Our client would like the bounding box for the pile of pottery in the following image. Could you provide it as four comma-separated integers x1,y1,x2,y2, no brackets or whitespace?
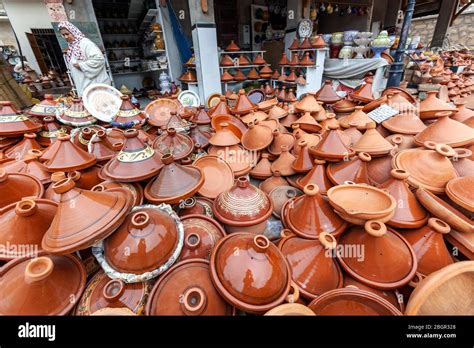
0,78,473,316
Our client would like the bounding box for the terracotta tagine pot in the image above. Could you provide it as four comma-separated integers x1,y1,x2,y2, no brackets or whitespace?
209,122,241,146
450,148,474,177
308,287,402,315
333,98,357,114
338,106,372,130
0,254,86,315
100,205,183,280
268,129,295,156
0,198,57,260
327,152,373,185
337,221,418,289
315,80,342,104
57,97,96,127
293,131,321,156
241,110,268,125
232,90,256,115
282,184,347,239
27,94,60,118
209,233,291,313
178,215,226,261
190,106,211,125
75,270,152,315
271,145,296,176
102,129,164,182
366,149,398,186
193,155,234,199
382,112,426,135
41,178,132,254
269,185,303,219
146,259,234,315
378,169,429,229
225,40,240,51
414,111,474,148
209,96,231,117
291,140,313,173
295,159,332,195
268,105,288,120
144,154,203,204
35,116,68,146
88,130,120,162
249,153,272,180
175,197,214,219
446,176,474,212
111,96,147,128
4,132,42,159
0,169,44,209
91,180,144,206
292,112,322,133
207,144,254,177
452,101,474,122
392,142,458,194
309,124,355,162
342,121,363,146
403,218,453,277
353,122,394,156
419,91,457,120
69,126,105,152
241,121,273,151
386,91,417,113
213,177,273,234
294,93,322,113
350,77,375,104
152,128,194,161
0,101,42,137
278,231,343,299
2,149,51,185
189,123,211,149
259,170,288,194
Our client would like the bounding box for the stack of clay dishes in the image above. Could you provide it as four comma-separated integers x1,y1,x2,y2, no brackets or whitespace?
338,106,372,130
446,176,474,213
102,129,164,182
282,184,347,238
41,178,132,254
382,112,426,135
352,122,394,156
414,111,474,147
327,152,373,185
337,221,417,289
152,128,194,161
294,93,322,114
403,218,453,277
241,121,273,151
309,124,355,162
350,77,374,104
193,155,234,199
57,97,96,127
249,153,272,180
210,233,291,313
213,177,273,234
392,142,458,194
75,270,153,315
36,116,69,147
111,96,147,128
144,153,204,204
178,215,226,261
308,287,402,315
452,101,474,122
40,134,96,172
209,123,241,147
0,198,57,260
0,101,42,137
27,94,60,119
378,169,429,229
278,230,343,299
0,254,86,315
88,130,121,162
3,132,42,159
97,205,183,282
296,159,333,195
315,80,342,104
145,259,234,315
327,183,397,225
419,91,457,120
271,145,296,176
3,149,51,185
332,98,357,114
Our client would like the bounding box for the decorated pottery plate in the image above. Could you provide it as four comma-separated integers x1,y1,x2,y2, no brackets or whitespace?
178,90,200,107
207,93,221,108
82,83,123,122
297,19,313,38
144,98,180,127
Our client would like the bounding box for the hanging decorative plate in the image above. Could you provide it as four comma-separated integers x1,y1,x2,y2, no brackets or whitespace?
178,90,200,108
297,19,313,38
82,83,123,122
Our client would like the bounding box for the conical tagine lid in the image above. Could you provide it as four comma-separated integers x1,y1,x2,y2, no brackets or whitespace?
339,106,372,129
209,122,241,146
283,184,347,239
210,233,291,313
209,96,231,117
0,254,86,315
144,154,204,204
36,116,68,147
3,149,51,184
4,132,42,159
315,80,342,104
112,96,147,127
296,159,333,194
309,124,355,161
231,90,257,115
294,93,322,113
382,112,426,135
102,129,164,182
190,106,211,125
292,112,323,133
350,77,374,103
352,122,394,156
241,121,273,151
271,145,296,176
0,101,42,136
0,169,44,209
40,134,96,172
419,91,457,120
27,94,60,118
403,218,453,276
452,101,474,123
42,178,132,254
57,97,96,127
327,152,373,185
337,221,417,290
152,128,194,160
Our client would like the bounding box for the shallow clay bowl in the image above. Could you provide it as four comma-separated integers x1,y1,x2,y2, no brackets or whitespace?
193,155,234,199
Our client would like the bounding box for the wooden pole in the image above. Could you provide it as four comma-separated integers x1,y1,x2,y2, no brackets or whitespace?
430,0,459,48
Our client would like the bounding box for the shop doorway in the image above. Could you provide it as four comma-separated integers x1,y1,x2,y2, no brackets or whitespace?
27,29,67,75
213,0,238,48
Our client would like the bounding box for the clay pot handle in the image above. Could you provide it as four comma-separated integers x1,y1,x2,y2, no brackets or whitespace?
391,169,409,180
103,279,126,302
428,218,451,234
15,199,38,217
51,172,66,183
253,235,270,252
161,153,175,165
91,184,106,192
113,142,124,150
358,152,371,162
452,148,471,159
408,272,424,288
131,212,150,229
179,197,196,209
24,257,54,283
185,233,201,250
364,221,387,237
318,232,337,250
52,178,75,194
435,144,455,157
303,184,319,196
390,134,404,146
181,287,207,315
286,281,300,304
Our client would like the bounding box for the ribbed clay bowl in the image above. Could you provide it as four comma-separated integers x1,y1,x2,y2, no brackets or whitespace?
327,183,396,221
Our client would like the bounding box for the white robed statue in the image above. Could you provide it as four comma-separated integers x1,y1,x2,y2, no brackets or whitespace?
58,21,111,96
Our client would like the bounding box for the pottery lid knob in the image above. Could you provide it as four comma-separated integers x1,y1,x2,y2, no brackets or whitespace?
185,233,201,250
161,153,175,165
0,101,12,106
364,220,387,237
103,279,126,302
428,218,451,234
253,235,270,252
453,148,472,159
15,199,38,217
24,132,37,139
181,287,207,315
167,127,177,135
27,149,43,158
52,177,76,194
390,134,404,145
180,197,197,209
131,211,151,229
58,134,71,141
303,184,320,196
391,169,410,180
51,171,66,183
24,257,54,283
238,89,245,95
96,130,106,138
354,106,364,110
327,124,339,130
358,152,371,162
435,143,455,157
280,229,294,239
286,281,300,304
318,232,337,250
273,170,282,177
314,159,326,165
236,176,250,188
124,129,139,138
43,116,54,123
365,122,376,129
67,171,81,182
280,144,289,152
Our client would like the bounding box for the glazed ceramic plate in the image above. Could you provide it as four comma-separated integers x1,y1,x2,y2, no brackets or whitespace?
8,56,20,65
207,93,221,108
193,155,234,199
82,83,123,122
297,18,313,38
144,98,180,127
178,90,200,107
247,89,265,104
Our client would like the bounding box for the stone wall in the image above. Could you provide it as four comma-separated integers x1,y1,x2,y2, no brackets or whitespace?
410,9,474,48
